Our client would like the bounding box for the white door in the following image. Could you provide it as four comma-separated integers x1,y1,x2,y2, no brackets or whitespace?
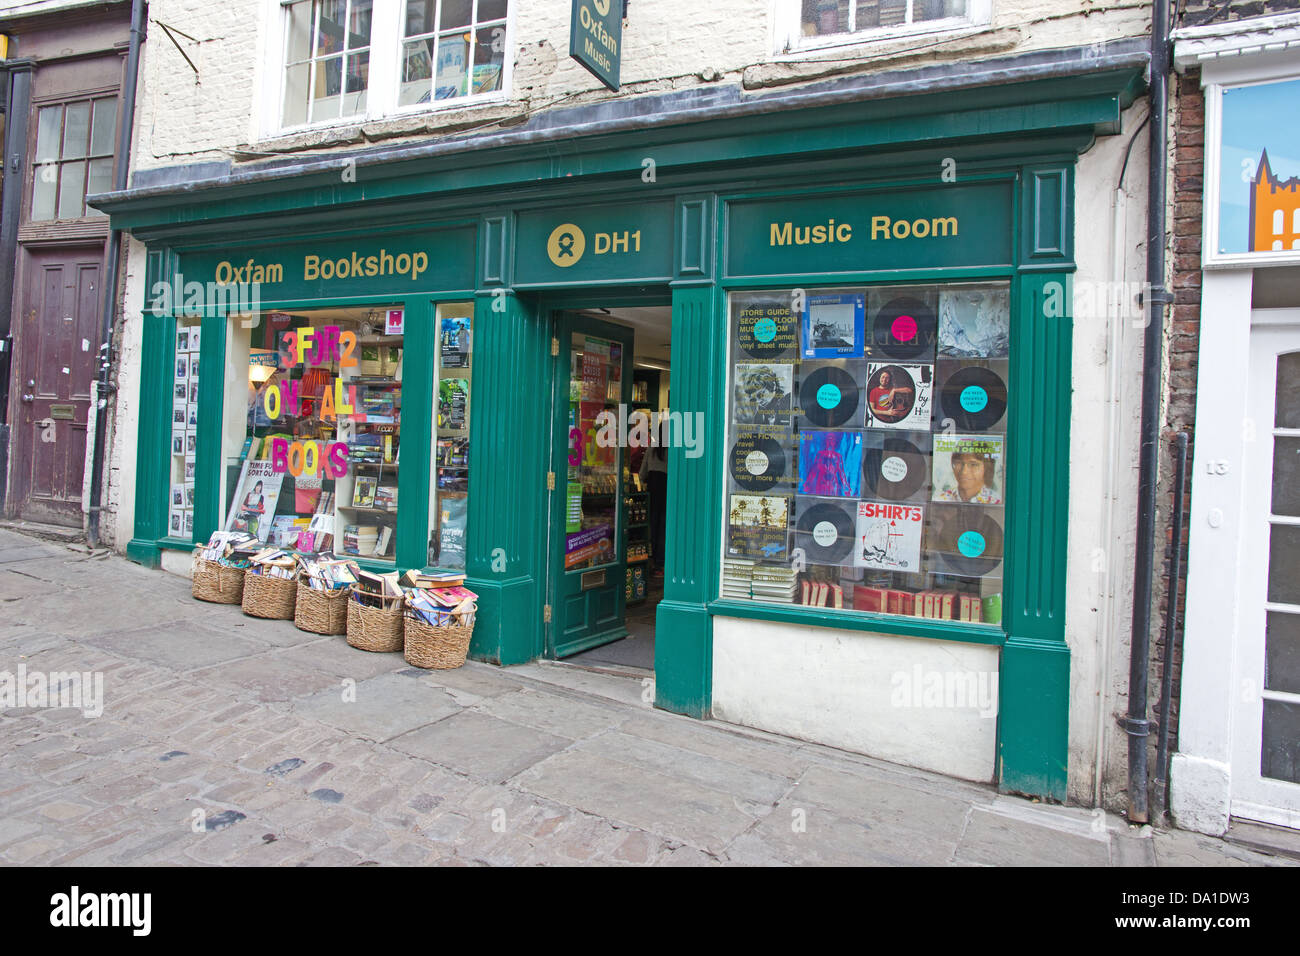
1232,308,1300,828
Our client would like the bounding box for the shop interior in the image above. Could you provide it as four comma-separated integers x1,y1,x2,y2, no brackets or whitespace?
560,306,673,675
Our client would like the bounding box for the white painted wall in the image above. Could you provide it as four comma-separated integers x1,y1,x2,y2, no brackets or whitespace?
127,0,1151,173
713,616,1000,782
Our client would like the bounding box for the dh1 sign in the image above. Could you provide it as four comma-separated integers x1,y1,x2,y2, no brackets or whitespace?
570,0,622,91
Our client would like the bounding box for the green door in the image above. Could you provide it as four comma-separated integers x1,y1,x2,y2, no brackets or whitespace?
548,312,634,657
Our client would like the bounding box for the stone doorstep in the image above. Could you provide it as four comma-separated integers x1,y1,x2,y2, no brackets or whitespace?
1225,819,1300,862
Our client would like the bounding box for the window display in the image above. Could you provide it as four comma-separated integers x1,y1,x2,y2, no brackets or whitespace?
227,306,404,563
724,282,1009,624
429,302,473,568
169,319,201,539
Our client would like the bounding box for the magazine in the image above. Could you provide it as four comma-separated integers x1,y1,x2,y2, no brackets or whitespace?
223,458,285,543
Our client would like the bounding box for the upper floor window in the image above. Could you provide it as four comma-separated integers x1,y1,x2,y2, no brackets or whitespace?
780,0,989,52
277,0,510,133
32,97,118,221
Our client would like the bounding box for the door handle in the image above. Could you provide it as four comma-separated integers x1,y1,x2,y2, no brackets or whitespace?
21,394,34,403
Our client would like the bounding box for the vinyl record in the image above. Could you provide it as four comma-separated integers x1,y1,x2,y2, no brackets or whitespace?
938,364,1008,431
737,303,798,359
729,434,789,491
865,435,928,501
799,365,860,428
933,506,1004,576
796,499,856,565
872,296,938,361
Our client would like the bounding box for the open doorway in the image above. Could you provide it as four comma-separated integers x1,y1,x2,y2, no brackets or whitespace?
547,304,673,675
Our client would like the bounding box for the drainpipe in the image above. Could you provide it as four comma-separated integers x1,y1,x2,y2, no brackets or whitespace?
87,0,145,546
1124,0,1173,825
0,59,34,514
1152,430,1189,821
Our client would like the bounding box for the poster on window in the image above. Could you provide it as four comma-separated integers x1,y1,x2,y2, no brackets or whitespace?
223,458,285,543
1213,77,1300,261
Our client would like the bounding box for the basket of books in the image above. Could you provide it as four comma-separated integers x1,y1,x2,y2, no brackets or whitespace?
294,556,357,635
401,570,477,669
345,569,404,652
241,549,298,620
191,532,259,604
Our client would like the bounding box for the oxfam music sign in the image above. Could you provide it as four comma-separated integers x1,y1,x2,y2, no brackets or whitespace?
570,0,622,91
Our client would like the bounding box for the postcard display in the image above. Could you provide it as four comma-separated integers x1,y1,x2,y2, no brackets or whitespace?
725,284,1010,623
431,308,472,568
169,321,201,539
227,311,405,562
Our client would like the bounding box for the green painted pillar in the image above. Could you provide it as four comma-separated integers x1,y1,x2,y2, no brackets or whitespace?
126,250,172,568
654,284,721,718
464,290,548,666
997,272,1072,801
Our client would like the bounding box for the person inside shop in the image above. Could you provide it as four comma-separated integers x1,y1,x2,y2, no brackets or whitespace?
640,416,668,580
938,450,1001,504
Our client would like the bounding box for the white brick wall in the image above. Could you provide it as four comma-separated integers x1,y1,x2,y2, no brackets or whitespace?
131,0,1152,172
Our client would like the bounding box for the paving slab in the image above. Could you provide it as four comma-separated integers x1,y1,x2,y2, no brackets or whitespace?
475,687,627,741
388,710,569,783
293,672,462,742
188,653,344,703
955,806,1111,867
276,638,408,682
79,621,270,672
518,747,766,855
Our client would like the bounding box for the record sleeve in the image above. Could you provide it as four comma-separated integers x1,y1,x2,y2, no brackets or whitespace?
931,434,1004,504
730,432,792,491
854,500,924,573
864,430,931,502
734,363,794,426
735,296,799,360
928,504,1004,576
727,494,791,559
865,363,933,430
796,430,863,498
936,362,1008,432
794,497,857,567
797,362,863,429
801,293,866,359
870,294,938,361
938,286,1010,358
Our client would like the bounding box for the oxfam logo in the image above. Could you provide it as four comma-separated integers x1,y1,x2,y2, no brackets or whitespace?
547,224,586,267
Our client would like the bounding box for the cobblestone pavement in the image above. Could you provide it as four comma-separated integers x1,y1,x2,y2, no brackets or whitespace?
0,529,1292,867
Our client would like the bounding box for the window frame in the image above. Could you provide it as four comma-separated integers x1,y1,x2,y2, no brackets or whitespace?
28,92,120,224
772,0,992,56
265,0,514,140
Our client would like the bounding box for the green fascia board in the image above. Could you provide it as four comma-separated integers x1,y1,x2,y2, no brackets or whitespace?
98,70,1141,235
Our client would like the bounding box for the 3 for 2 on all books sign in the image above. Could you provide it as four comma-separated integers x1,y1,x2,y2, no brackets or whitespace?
570,0,622,91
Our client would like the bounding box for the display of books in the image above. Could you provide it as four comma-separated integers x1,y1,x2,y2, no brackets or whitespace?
352,476,377,508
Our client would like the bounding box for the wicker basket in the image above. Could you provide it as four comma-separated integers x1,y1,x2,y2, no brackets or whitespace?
403,613,474,669
346,596,404,652
294,581,351,635
191,552,246,605
241,570,297,620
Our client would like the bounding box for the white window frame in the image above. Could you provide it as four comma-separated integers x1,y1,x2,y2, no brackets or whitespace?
260,0,513,140
772,0,991,56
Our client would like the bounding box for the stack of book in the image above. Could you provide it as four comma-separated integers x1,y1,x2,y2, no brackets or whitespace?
401,570,478,628
352,568,403,608
722,558,755,599
198,531,259,565
297,556,358,590
750,564,798,604
800,580,845,607
247,548,297,579
373,485,398,512
342,524,380,556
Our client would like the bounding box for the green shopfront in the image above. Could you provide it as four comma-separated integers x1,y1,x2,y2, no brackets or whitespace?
100,67,1143,802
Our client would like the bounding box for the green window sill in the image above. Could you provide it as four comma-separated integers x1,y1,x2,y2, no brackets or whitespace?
707,599,1006,646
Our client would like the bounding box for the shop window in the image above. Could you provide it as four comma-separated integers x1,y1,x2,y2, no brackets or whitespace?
31,97,117,221
169,318,202,539
429,302,473,568
779,0,988,52
723,283,1009,625
227,306,407,563
276,0,509,133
